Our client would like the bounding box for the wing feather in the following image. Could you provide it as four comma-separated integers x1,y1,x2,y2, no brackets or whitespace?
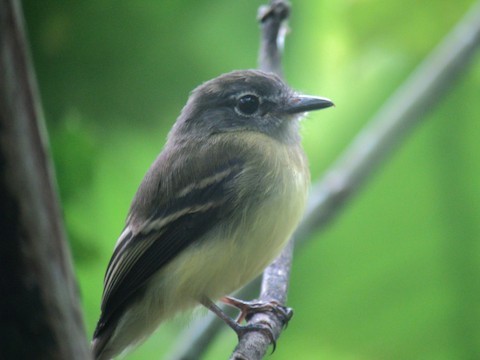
94,157,244,337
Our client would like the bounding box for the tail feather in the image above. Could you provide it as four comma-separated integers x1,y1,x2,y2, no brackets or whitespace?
92,336,114,360
92,319,117,360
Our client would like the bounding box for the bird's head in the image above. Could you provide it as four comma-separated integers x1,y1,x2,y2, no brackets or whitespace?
170,70,333,144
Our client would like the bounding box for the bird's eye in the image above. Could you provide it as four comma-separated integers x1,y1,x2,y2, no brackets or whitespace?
235,94,260,116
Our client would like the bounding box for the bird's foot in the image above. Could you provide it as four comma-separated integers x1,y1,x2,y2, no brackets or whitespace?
229,320,278,351
201,296,293,353
221,296,293,326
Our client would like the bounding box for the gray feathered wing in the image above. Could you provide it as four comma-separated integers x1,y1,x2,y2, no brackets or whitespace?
93,154,245,352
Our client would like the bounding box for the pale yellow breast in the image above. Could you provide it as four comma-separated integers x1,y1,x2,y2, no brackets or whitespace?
107,133,311,352
159,133,310,308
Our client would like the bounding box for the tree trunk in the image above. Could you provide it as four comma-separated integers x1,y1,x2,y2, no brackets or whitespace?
0,0,90,358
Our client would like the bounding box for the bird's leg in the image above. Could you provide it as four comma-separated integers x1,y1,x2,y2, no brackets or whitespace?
221,296,293,326
200,297,277,347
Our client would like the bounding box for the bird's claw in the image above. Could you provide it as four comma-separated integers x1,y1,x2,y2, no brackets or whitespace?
232,321,277,352
221,296,293,328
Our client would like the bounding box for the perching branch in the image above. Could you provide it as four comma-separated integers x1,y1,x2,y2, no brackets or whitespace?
167,0,480,359
229,3,294,359
0,0,90,359
257,0,290,77
166,2,292,359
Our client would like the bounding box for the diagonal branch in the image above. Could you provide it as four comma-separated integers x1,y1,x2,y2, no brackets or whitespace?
295,0,480,241
167,0,480,359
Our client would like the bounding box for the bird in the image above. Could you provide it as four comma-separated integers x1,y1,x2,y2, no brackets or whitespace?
92,69,333,359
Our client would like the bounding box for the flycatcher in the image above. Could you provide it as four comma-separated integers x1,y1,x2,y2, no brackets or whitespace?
92,70,333,359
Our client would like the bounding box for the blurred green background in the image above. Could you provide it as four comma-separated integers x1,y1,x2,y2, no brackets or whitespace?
22,0,480,359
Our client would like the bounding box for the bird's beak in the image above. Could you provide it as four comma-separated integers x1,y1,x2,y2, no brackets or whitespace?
284,95,334,114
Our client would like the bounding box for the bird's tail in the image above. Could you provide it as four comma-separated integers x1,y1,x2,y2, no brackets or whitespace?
92,321,117,360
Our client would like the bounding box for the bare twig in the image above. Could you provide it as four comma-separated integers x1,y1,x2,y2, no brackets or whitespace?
167,0,480,359
257,0,290,76
166,2,292,359
229,243,294,360
228,1,294,359
0,0,90,358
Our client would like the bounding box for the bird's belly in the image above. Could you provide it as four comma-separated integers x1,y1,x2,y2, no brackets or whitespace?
153,170,308,315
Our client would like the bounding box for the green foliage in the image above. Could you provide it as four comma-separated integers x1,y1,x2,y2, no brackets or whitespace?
23,0,480,358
